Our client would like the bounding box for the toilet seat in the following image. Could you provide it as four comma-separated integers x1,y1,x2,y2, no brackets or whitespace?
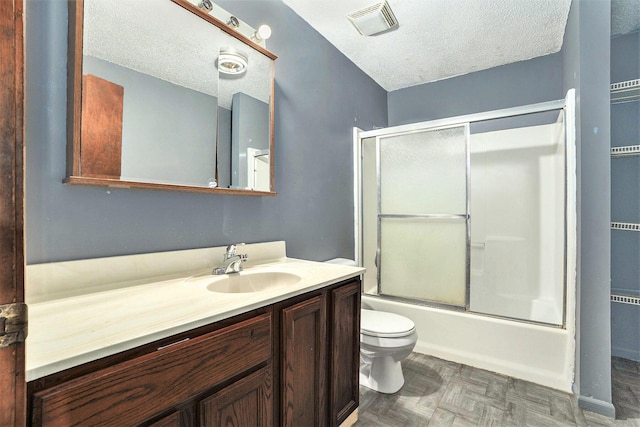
361,309,416,338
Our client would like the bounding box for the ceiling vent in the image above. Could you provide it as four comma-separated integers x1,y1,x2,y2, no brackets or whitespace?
347,1,398,36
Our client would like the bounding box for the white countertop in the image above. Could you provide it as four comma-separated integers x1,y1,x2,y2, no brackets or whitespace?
26,247,363,381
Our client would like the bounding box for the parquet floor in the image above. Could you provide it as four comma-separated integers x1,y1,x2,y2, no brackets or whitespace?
355,353,640,426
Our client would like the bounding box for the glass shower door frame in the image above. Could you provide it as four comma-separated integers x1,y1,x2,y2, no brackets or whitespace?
375,123,471,309
355,91,575,327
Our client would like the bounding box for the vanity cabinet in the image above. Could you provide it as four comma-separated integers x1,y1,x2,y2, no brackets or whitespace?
27,277,360,427
277,279,361,427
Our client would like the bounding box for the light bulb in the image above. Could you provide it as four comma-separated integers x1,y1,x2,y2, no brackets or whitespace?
251,25,272,42
198,0,212,11
227,16,239,28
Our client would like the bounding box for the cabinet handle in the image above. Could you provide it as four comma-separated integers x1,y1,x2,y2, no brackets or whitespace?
156,338,190,351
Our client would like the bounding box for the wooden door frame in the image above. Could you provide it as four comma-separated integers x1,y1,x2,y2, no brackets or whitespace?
0,0,26,425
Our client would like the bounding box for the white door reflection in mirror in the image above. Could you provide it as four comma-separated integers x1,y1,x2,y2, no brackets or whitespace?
248,149,270,192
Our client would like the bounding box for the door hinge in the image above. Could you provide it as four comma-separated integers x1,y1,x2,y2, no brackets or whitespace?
0,302,28,348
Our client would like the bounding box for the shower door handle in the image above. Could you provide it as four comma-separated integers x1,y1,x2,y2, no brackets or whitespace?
375,248,380,268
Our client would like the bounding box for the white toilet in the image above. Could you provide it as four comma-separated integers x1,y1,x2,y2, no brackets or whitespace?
360,308,418,394
323,258,418,394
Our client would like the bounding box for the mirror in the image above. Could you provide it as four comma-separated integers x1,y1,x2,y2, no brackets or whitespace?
66,0,276,194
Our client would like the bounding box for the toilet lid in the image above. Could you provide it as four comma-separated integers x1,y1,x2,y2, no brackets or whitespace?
361,309,416,338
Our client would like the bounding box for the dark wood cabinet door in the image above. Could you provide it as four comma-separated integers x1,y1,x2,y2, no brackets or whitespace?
330,280,361,426
200,365,272,427
281,294,327,427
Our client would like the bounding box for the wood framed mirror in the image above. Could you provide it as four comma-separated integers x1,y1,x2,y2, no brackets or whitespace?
66,0,276,195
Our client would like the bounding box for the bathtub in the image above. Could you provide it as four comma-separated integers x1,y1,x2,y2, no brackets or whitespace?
362,294,575,392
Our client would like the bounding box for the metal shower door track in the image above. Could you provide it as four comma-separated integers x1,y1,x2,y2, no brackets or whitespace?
359,98,567,140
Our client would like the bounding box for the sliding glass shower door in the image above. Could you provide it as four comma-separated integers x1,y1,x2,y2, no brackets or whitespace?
377,125,469,307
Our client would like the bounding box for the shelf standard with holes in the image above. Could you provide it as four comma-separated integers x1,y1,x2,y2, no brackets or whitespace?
611,79,640,103
611,145,640,157
611,222,640,231
611,293,640,306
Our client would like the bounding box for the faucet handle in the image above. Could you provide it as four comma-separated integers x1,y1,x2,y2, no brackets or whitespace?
225,243,246,257
223,243,247,261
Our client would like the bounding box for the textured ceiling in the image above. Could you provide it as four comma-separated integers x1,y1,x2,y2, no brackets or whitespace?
612,0,640,37
282,0,573,91
84,0,271,109
283,0,640,92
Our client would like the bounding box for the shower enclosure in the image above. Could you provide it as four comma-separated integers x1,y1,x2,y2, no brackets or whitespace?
354,92,577,390
355,92,575,327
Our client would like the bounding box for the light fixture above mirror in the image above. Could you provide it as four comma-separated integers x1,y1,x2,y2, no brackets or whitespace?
186,0,271,48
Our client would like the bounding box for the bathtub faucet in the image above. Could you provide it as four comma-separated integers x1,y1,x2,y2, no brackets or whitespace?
213,243,248,275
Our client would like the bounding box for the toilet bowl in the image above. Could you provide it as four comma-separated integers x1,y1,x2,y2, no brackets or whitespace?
322,259,417,394
360,308,417,394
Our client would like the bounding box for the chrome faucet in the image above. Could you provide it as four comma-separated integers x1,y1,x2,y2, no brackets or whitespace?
212,243,248,275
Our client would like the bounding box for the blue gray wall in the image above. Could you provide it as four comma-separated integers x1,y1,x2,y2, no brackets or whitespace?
562,0,614,417
610,31,640,362
24,0,387,264
84,56,218,186
388,53,563,125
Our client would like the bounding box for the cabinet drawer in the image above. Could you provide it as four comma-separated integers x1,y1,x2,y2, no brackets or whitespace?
32,312,272,427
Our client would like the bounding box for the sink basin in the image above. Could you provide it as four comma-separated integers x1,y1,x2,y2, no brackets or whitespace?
193,270,304,293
